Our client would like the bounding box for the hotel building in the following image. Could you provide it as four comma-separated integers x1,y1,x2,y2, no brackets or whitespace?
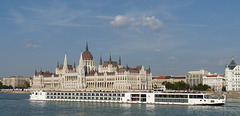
225,57,240,91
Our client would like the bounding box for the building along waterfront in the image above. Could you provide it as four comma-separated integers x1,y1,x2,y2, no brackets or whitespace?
31,43,152,91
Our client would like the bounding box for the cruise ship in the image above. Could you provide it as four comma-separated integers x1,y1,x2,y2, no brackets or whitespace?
30,90,225,105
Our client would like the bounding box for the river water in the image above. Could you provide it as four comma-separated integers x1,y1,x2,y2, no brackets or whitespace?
0,93,239,116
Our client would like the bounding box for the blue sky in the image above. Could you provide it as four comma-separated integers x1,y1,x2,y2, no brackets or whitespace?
0,0,240,77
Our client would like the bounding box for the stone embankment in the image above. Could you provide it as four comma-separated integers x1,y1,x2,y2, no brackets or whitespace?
224,91,240,99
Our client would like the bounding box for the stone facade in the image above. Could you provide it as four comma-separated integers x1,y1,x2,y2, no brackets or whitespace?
32,43,152,91
203,75,225,91
186,69,211,86
2,76,30,88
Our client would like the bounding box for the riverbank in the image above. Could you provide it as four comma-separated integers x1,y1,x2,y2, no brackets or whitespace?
0,89,31,94
224,91,240,99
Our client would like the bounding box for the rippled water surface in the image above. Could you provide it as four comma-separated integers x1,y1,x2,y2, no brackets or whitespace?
0,93,239,116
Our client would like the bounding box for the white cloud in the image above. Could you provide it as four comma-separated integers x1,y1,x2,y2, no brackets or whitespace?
154,49,161,53
24,43,40,48
96,16,113,20
110,15,164,31
110,15,135,27
168,56,176,60
140,16,163,31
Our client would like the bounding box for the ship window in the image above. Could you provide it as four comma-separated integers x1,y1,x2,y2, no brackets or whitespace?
131,94,139,97
54,93,56,95
65,93,67,95
141,98,146,102
76,93,79,96
69,93,71,95
141,94,146,97
61,93,64,95
190,95,203,99
72,93,75,95
204,95,211,99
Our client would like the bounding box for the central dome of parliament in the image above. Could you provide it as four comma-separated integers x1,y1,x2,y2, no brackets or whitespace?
82,43,93,60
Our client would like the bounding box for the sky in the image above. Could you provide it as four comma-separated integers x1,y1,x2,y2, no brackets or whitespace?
0,0,240,77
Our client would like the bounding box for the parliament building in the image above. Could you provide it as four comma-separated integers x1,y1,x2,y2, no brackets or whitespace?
32,43,152,91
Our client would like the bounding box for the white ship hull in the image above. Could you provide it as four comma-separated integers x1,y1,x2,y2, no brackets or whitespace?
30,91,225,105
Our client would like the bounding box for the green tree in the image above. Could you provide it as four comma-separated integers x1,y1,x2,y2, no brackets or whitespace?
0,81,3,89
164,81,190,90
24,81,30,88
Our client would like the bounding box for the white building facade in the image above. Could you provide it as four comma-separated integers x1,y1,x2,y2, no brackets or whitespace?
225,57,240,91
203,75,224,91
32,43,152,91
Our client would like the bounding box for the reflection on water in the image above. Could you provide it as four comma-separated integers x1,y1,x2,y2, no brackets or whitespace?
1,93,240,116
30,101,47,108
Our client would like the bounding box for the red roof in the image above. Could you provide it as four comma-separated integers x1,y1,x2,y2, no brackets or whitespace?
82,51,93,60
103,62,118,67
154,76,166,79
58,65,73,70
